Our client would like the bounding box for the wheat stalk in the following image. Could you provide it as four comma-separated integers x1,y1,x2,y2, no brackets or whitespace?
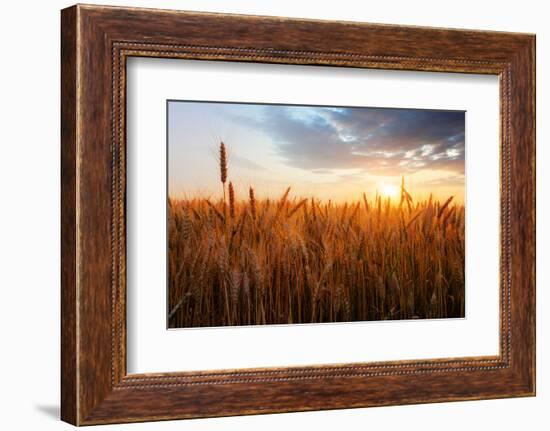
219,141,228,219
228,181,235,219
437,196,454,219
249,186,256,221
287,198,307,218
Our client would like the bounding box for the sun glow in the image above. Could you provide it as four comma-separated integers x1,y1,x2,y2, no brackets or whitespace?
380,183,399,198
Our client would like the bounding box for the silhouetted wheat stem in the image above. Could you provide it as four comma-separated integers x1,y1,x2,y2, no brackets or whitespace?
249,187,256,221
219,141,227,219
228,182,235,220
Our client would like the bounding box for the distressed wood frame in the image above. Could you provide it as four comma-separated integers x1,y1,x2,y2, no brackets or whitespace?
61,4,536,425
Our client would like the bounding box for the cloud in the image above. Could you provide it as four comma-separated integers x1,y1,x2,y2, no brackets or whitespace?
230,153,263,171
236,105,465,176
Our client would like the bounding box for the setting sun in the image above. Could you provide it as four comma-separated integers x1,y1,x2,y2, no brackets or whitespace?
380,183,399,198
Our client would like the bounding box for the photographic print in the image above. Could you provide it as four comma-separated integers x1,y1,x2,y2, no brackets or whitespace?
167,101,465,328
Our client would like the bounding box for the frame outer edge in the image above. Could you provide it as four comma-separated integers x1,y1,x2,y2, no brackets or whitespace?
525,35,537,396
527,35,536,395
61,4,536,425
505,35,536,396
531,34,536,396
61,4,79,426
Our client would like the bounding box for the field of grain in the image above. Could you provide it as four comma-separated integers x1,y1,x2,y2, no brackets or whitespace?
168,143,465,328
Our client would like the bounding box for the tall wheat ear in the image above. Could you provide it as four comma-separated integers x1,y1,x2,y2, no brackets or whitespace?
249,186,256,221
219,141,228,208
228,182,235,219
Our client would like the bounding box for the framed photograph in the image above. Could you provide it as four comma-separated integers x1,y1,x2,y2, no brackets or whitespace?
61,4,536,425
166,101,466,329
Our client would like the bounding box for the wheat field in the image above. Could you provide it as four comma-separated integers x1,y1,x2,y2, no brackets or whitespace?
168,143,465,328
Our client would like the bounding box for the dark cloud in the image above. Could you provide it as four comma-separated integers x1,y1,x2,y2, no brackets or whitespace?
238,105,465,176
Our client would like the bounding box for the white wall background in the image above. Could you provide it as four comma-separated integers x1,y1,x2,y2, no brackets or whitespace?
0,0,546,429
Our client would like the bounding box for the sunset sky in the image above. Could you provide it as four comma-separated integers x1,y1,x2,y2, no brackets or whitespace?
168,101,465,203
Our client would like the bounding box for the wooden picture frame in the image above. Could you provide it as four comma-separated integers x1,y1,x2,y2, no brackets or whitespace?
61,4,535,425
